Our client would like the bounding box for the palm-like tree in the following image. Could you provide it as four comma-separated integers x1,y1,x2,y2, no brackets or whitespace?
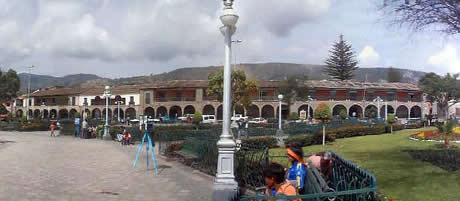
436,120,457,148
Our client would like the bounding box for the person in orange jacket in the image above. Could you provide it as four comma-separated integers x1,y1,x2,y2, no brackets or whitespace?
264,162,300,201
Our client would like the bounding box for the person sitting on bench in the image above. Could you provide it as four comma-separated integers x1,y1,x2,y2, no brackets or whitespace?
264,162,300,201
307,151,333,182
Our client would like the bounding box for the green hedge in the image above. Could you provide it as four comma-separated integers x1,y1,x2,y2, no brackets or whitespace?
241,136,278,148
284,132,336,147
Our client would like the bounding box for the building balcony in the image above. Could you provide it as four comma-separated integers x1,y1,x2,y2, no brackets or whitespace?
155,97,196,102
251,96,277,101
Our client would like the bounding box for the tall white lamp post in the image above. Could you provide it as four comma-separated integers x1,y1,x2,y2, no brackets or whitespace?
116,100,123,122
277,94,284,134
103,86,112,140
214,0,239,200
306,95,313,121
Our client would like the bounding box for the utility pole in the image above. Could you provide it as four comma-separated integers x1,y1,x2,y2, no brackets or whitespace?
26,66,35,120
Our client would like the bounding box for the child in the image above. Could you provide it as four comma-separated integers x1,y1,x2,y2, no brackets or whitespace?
286,143,307,194
50,122,55,137
124,131,131,145
264,162,300,201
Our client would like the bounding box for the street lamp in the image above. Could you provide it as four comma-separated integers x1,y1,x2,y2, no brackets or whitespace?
214,0,239,200
277,94,284,135
103,86,112,140
115,100,124,122
306,95,314,121
373,96,384,119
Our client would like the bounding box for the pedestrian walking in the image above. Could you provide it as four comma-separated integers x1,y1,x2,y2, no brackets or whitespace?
50,122,56,137
244,119,249,138
82,120,88,139
74,117,81,138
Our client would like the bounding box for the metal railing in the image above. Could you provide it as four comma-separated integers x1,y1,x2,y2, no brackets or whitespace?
155,97,196,102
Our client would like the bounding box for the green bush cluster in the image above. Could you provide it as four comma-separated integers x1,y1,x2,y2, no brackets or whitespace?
284,132,336,147
241,136,278,148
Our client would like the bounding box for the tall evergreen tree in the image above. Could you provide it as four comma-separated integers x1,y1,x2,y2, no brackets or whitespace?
387,67,403,82
324,35,358,80
0,69,20,103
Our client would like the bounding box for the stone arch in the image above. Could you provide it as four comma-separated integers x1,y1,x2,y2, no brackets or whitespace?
380,105,395,118
217,105,223,120
235,105,244,115
144,107,155,118
396,105,409,118
261,105,275,119
246,105,260,118
28,109,33,118
365,105,378,119
298,105,314,118
169,106,182,118
16,109,23,117
92,108,101,119
125,108,136,119
58,109,69,119
50,109,57,119
183,105,196,115
102,108,112,120
33,109,41,119
332,104,347,118
203,105,215,115
157,106,167,118
276,105,289,119
69,109,78,119
113,108,124,120
410,105,422,118
43,110,49,119
349,105,363,118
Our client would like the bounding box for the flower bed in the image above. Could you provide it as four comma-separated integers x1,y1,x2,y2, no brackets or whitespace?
409,130,460,143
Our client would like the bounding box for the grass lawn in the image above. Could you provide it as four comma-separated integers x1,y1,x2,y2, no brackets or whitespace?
270,127,460,201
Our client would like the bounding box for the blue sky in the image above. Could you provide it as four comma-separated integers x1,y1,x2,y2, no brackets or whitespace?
0,0,458,78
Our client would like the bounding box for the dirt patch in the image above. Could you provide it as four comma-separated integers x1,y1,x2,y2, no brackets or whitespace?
406,149,460,172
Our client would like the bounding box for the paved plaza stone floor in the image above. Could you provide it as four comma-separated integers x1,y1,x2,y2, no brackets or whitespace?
0,131,213,201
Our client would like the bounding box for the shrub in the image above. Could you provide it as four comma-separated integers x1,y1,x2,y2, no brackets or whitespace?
241,136,278,148
192,111,203,125
338,109,347,120
288,112,299,121
284,133,335,147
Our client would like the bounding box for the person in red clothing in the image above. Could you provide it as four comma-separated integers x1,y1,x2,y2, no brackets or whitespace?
124,131,131,145
50,122,56,137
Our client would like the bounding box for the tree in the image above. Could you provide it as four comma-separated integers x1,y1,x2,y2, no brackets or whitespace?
386,114,397,134
381,0,460,35
288,112,299,121
0,69,20,103
314,103,332,146
387,67,403,82
278,75,310,110
192,111,203,127
207,69,258,112
419,73,460,120
338,109,347,120
324,35,359,81
365,107,378,119
436,120,457,148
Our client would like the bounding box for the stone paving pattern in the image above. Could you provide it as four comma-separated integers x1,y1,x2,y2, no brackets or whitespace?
0,131,213,201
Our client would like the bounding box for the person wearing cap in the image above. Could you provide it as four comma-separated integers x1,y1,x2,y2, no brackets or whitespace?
285,143,307,194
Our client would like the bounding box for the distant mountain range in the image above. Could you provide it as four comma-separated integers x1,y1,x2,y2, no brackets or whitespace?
19,63,426,93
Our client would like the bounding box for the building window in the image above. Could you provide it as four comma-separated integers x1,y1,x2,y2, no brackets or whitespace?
330,90,336,100
52,98,56,104
387,92,395,101
29,99,32,106
409,93,415,102
349,91,357,101
72,97,76,106
310,90,316,100
367,91,374,101
84,98,88,105
129,96,135,104
145,93,151,104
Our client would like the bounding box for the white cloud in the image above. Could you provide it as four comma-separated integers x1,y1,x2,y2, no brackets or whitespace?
428,44,460,74
358,46,380,67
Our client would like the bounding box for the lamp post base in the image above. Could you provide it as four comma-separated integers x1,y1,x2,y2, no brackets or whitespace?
213,181,238,201
103,125,111,140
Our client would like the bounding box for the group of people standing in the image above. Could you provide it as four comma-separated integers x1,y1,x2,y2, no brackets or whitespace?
264,143,333,199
